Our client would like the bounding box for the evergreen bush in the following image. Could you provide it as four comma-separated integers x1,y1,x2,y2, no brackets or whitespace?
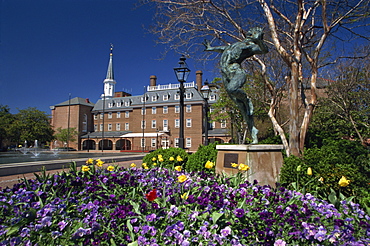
142,147,189,169
185,142,218,173
280,139,370,213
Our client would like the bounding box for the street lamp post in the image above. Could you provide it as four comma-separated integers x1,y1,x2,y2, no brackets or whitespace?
201,80,211,146
173,55,191,149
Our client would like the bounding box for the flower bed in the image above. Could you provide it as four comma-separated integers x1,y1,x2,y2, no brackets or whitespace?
0,162,369,246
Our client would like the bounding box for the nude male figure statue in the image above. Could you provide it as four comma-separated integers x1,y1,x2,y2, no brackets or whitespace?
203,27,268,144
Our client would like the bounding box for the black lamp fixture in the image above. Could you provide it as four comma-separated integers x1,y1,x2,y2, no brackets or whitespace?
200,80,211,146
173,55,191,149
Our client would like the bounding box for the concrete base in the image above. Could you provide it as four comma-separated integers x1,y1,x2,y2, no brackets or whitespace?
216,144,284,187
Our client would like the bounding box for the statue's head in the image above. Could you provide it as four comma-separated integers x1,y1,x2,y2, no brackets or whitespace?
245,27,264,40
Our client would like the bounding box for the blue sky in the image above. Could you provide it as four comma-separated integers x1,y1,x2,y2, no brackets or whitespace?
0,0,216,114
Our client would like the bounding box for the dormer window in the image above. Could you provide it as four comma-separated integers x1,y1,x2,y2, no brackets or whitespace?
209,94,216,101
185,92,192,99
116,101,122,107
175,94,180,100
152,95,157,102
141,96,148,102
163,94,169,101
124,100,131,107
108,102,113,108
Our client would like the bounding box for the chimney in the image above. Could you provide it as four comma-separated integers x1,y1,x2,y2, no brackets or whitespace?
196,70,203,91
85,98,90,103
150,75,157,87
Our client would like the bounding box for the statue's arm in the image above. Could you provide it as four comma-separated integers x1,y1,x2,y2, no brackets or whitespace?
203,39,226,53
245,29,268,55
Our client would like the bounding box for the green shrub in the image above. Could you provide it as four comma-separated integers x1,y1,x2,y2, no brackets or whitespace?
185,142,218,173
142,147,189,169
280,139,370,213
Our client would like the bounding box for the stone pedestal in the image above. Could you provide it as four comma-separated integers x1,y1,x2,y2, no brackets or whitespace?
216,144,284,187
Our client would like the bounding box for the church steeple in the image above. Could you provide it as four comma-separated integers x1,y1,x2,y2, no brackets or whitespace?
102,44,116,98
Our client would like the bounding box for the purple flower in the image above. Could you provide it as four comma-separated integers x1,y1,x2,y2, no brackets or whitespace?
146,213,157,222
274,239,287,246
58,220,68,231
234,208,245,218
220,226,231,237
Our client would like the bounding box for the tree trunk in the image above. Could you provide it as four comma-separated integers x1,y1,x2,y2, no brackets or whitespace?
289,63,300,156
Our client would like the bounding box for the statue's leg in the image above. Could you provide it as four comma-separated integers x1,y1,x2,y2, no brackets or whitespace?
225,69,258,144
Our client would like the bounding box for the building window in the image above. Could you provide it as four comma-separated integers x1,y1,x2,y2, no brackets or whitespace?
116,101,122,107
100,124,103,131
100,113,103,119
210,94,216,101
141,107,146,115
125,123,129,130
212,121,216,129
141,120,146,129
94,124,97,131
152,107,156,114
125,111,129,118
141,96,147,103
141,138,145,148
82,114,87,132
175,105,180,113
186,138,192,148
108,112,112,119
117,112,121,118
186,118,192,127
175,119,180,128
151,138,156,148
116,123,121,131
185,92,192,99
175,94,180,100
108,102,113,108
175,138,179,148
163,94,169,101
152,120,156,128
163,106,168,114
94,114,97,120
221,120,227,128
152,95,157,102
221,107,226,113
125,101,130,107
108,123,112,131
163,119,168,131
186,105,192,112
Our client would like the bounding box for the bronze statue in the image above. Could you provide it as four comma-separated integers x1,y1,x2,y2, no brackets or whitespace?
203,27,268,144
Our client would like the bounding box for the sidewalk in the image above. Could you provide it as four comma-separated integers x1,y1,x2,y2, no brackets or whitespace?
0,159,143,189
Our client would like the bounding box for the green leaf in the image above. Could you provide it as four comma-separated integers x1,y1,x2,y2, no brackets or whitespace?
127,241,138,246
211,211,223,224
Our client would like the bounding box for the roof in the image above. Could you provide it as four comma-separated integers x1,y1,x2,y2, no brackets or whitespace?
53,97,95,107
80,131,132,138
92,85,219,112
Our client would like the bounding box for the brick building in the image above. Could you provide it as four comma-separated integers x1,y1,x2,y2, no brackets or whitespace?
50,48,231,152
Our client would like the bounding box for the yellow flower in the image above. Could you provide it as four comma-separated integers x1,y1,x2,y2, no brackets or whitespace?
130,163,136,168
296,165,302,172
86,158,94,164
175,166,182,172
178,175,187,183
96,159,104,167
81,165,90,172
205,161,214,169
176,156,183,162
107,165,114,171
158,154,163,158
169,156,175,161
238,163,250,171
158,157,164,162
153,163,157,166
318,177,324,183
142,162,147,166
18,145,22,148
152,157,157,161
338,176,350,187
307,167,313,176
181,192,189,200
144,166,149,169
231,163,238,168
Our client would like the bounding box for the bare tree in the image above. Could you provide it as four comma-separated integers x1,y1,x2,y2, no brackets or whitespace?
141,0,370,156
